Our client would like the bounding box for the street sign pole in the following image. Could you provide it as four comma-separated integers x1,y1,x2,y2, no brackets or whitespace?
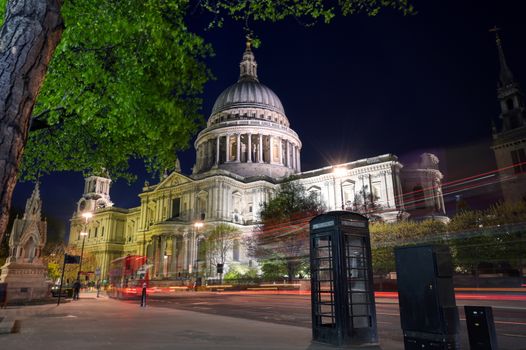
57,254,67,306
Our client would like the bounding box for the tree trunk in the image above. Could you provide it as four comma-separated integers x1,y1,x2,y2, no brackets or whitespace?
0,0,63,242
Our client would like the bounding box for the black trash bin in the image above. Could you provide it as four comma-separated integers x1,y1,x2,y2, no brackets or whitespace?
0,283,7,307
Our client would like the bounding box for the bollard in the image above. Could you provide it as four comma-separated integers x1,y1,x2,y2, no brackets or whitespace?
140,282,147,307
465,306,498,350
96,280,101,298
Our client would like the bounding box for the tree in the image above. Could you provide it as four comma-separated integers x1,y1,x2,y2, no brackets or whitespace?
206,223,241,282
369,201,526,277
0,0,63,245
369,219,447,274
447,201,526,276
259,257,288,281
351,184,383,221
42,242,97,285
0,0,413,244
21,0,211,182
254,178,325,282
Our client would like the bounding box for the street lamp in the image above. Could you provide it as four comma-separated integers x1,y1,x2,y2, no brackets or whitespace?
193,222,204,288
333,167,347,210
78,211,93,279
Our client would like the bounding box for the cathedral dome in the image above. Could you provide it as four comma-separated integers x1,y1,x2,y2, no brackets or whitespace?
194,38,302,179
211,80,285,115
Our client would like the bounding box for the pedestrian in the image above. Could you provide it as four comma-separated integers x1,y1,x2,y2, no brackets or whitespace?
96,280,101,298
140,282,147,307
73,279,81,300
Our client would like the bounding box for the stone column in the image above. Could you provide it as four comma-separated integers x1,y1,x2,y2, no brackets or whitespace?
285,141,289,167
382,171,390,208
217,183,222,220
278,137,283,165
196,145,201,171
289,142,293,168
170,236,178,275
290,144,296,170
189,231,196,269
269,136,274,164
160,235,167,277
207,139,212,168
223,185,229,220
296,147,301,172
183,233,189,271
226,134,231,162
146,241,152,267
152,236,158,277
247,133,252,163
215,137,220,165
236,133,241,162
258,134,263,163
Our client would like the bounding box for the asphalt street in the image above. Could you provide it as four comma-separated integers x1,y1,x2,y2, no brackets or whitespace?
140,292,526,349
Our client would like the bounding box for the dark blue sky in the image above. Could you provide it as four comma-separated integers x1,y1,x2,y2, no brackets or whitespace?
11,0,526,239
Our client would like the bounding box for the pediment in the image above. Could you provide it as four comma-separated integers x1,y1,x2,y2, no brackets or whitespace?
155,171,193,191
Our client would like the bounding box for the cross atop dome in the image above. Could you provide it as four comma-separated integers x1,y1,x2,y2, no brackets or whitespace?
239,35,258,82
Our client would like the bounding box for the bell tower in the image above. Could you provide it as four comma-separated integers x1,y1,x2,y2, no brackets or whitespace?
77,175,113,213
490,28,526,203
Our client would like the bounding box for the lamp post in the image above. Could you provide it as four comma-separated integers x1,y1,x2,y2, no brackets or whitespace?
163,254,168,278
333,167,347,210
78,211,93,279
194,221,204,288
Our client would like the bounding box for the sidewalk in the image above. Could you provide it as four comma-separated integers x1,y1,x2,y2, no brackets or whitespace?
0,292,400,350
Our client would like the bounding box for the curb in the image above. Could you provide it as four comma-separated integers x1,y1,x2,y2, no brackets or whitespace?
0,319,16,334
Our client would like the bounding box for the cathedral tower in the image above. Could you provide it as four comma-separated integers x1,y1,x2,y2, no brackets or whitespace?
490,29,526,202
76,175,113,214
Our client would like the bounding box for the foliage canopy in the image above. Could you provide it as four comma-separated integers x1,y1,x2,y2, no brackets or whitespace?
22,0,211,180
369,201,526,275
0,0,414,181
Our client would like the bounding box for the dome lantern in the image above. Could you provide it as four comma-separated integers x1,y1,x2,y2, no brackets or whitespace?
239,36,258,82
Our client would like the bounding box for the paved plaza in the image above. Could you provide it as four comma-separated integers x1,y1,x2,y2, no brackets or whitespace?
0,292,388,350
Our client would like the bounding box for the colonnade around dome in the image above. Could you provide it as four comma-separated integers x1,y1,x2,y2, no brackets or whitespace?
194,132,301,175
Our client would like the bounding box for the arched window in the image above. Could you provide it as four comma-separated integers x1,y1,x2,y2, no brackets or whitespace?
198,192,208,219
272,141,280,163
24,237,36,260
341,181,355,208
506,98,514,111
231,191,242,218
233,240,240,262
197,238,206,261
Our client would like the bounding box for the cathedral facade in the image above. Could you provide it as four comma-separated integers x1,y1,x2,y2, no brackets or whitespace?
68,41,447,282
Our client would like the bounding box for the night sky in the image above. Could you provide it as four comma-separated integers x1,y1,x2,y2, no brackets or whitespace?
10,0,526,240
